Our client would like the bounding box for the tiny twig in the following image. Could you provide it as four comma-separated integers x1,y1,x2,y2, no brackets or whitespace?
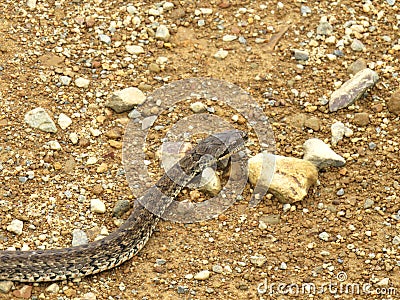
265,25,289,52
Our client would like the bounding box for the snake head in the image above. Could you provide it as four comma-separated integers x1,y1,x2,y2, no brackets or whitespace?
209,129,248,161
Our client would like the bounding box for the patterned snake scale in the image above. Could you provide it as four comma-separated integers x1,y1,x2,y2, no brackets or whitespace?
0,130,247,282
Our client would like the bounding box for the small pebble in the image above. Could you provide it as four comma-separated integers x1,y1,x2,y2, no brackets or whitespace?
58,113,72,129
45,283,60,294
7,219,23,235
250,255,267,267
69,132,79,144
177,286,189,294
12,285,32,299
351,39,365,52
317,21,333,35
336,188,345,196
368,142,376,150
376,278,389,287
82,292,97,300
99,34,111,45
293,49,309,61
214,49,228,60
75,77,90,88
26,0,36,9
212,265,223,273
194,270,210,280
300,5,311,16
222,34,237,42
25,107,57,133
126,45,145,55
91,199,106,213
47,140,61,150
392,236,400,245
113,200,131,217
59,75,72,86
155,25,170,41
190,102,207,113
86,157,98,165
155,259,166,265
319,231,330,241
72,229,88,246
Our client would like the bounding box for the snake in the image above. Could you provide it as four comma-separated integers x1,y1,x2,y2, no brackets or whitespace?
0,130,247,282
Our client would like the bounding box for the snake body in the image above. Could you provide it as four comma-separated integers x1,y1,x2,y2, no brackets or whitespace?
0,130,247,282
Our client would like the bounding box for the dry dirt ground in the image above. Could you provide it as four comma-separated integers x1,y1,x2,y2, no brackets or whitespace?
0,0,400,299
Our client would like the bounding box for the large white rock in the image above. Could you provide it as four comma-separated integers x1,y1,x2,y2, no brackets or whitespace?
248,152,318,203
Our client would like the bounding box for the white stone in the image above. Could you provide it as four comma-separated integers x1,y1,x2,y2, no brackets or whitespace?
250,255,267,267
214,49,229,60
194,270,210,280
90,128,102,137
25,107,57,133
331,121,346,146
7,219,23,235
319,231,330,241
156,56,168,64
155,25,170,42
303,138,346,169
148,8,161,16
59,75,72,86
26,0,36,9
190,102,207,113
47,140,61,150
82,292,97,300
222,35,237,42
106,87,146,113
72,229,88,246
200,8,213,14
163,2,174,10
86,157,98,165
376,278,389,287
199,167,221,196
126,45,145,55
45,283,60,293
69,132,79,144
75,77,90,88
91,199,106,213
58,113,72,129
99,34,111,45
